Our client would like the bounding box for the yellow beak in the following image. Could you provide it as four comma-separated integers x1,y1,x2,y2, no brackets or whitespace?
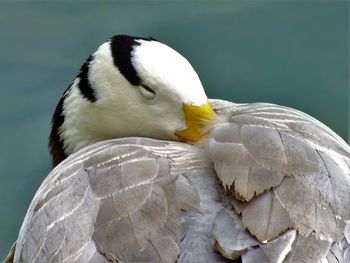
175,100,216,142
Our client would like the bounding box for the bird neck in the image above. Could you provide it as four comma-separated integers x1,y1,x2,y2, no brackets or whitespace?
49,81,101,166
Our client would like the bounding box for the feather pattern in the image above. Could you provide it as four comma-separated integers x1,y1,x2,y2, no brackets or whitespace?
206,99,350,262
9,99,350,263
13,138,209,263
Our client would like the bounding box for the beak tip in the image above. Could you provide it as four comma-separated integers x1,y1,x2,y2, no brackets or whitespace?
175,100,215,142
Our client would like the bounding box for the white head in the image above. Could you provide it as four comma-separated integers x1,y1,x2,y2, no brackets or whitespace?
49,35,215,166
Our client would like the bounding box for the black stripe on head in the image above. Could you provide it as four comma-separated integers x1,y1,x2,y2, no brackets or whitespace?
77,55,97,102
110,35,156,86
49,87,70,166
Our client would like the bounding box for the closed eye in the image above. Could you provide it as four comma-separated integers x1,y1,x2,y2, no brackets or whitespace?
138,85,156,99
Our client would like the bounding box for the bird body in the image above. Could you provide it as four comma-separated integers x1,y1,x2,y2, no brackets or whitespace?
5,36,350,263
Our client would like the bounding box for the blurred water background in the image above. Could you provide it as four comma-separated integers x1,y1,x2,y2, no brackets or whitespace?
0,1,348,258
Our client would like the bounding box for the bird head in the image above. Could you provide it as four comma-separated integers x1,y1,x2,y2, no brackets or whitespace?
49,35,216,166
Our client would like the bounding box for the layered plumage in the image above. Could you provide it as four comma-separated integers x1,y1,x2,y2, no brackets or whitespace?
5,36,350,263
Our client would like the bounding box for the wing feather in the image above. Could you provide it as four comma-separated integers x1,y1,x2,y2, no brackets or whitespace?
207,99,350,262
14,138,206,263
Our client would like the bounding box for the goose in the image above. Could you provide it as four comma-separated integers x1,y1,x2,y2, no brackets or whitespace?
4,35,350,263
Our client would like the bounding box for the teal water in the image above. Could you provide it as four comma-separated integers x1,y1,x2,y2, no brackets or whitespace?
0,1,348,259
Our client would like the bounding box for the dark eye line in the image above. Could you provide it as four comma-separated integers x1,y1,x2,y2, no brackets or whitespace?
141,84,156,94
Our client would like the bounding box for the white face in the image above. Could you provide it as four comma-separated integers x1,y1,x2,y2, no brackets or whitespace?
132,40,208,105
61,39,210,154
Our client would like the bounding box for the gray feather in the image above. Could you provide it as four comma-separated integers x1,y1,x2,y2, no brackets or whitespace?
242,191,293,241
260,230,296,263
283,234,331,263
207,99,350,262
178,170,229,263
212,208,258,259
13,138,208,263
241,248,270,263
175,175,200,212
10,99,350,263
